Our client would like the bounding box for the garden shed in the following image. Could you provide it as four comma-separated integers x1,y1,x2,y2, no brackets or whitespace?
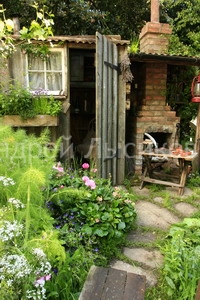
1,32,130,185
1,0,200,184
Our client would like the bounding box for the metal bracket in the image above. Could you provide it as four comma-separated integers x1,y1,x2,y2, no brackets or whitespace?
104,61,120,72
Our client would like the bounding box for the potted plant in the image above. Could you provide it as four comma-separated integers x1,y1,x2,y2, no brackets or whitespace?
0,85,62,127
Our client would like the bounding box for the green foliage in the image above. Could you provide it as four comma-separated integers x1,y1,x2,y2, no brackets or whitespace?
0,128,138,298
187,172,200,188
33,94,62,116
0,84,62,119
0,4,14,57
0,84,35,119
167,34,194,56
166,65,198,143
0,126,56,203
45,247,94,299
128,37,139,54
19,2,54,41
47,163,137,261
1,0,150,40
0,2,54,58
158,218,200,299
162,0,200,56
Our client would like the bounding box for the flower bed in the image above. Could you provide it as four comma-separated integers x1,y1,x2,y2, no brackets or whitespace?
0,126,137,299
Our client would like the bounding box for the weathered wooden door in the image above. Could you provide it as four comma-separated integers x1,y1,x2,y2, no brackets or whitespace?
96,32,126,185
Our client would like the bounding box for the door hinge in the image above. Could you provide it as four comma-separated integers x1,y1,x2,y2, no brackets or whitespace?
104,61,120,72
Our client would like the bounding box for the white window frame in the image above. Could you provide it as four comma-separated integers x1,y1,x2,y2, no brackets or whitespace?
25,47,67,96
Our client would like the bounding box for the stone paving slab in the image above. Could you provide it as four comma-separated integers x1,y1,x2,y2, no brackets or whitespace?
110,260,158,287
123,247,164,269
174,202,198,216
127,229,158,243
113,185,198,290
135,201,180,230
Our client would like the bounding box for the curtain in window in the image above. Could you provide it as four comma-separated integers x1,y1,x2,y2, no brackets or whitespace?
28,52,62,93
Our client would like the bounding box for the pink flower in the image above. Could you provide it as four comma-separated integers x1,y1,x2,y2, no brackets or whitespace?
82,163,90,169
91,168,97,173
35,277,45,287
82,176,89,182
45,274,51,281
53,162,64,173
85,179,96,189
35,274,51,287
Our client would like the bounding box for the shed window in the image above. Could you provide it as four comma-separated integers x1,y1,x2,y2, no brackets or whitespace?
27,48,65,95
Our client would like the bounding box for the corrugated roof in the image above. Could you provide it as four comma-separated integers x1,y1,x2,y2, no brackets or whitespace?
12,34,129,46
129,52,200,66
47,35,130,46
47,35,96,44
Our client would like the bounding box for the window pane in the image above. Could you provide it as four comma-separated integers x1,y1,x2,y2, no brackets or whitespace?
47,72,62,90
28,55,44,70
29,73,45,90
46,52,62,71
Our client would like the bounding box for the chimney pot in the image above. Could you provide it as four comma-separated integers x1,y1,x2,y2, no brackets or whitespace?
151,0,160,23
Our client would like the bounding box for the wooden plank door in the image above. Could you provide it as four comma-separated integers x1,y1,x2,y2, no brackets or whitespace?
96,32,126,185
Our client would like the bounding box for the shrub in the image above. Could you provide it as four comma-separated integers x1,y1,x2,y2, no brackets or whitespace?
46,162,137,261
157,218,200,300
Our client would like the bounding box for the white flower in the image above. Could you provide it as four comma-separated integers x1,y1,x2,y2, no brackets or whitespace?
35,260,52,276
0,254,32,280
0,176,15,186
0,220,23,242
8,198,25,209
32,248,46,258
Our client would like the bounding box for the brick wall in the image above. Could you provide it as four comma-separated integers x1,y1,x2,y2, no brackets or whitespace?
139,22,172,54
133,62,180,174
132,17,180,174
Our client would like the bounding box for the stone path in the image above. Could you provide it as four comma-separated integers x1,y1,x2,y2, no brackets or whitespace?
110,185,199,288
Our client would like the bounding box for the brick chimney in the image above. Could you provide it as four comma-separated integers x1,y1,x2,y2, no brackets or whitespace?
139,0,172,54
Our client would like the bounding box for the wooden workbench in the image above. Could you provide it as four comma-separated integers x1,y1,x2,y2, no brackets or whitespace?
139,151,198,195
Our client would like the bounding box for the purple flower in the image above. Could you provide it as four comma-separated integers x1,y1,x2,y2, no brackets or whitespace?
93,248,99,252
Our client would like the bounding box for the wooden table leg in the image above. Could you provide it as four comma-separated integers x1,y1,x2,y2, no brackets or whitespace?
140,166,147,189
178,160,189,196
140,156,152,189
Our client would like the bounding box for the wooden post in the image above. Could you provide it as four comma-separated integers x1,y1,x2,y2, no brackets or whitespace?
195,280,200,300
195,104,200,171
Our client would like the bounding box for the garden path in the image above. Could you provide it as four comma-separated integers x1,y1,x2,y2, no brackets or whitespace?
110,185,198,288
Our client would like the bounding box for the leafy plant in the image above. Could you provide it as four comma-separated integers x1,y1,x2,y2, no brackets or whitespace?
0,2,54,58
0,127,138,299
0,85,62,119
46,162,137,260
159,218,200,299
0,127,95,299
